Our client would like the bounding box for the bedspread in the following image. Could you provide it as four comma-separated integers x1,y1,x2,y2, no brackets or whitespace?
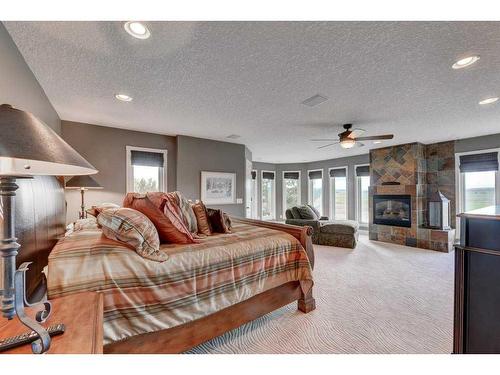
47,223,313,345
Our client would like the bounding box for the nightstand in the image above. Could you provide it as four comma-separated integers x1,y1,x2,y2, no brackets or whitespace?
0,292,103,354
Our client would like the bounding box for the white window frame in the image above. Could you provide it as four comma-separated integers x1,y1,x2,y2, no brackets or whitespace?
355,163,370,224
455,148,500,238
329,166,348,220
261,170,276,220
251,169,259,219
282,170,301,217
126,146,168,193
307,169,323,216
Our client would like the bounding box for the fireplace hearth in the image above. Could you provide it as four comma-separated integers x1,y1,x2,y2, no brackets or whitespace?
373,194,411,228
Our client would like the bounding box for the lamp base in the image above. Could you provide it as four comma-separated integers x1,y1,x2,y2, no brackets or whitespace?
1,176,52,353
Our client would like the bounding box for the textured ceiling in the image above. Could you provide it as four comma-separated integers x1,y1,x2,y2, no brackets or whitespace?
5,21,500,163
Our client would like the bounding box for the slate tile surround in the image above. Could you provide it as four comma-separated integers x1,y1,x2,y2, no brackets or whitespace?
369,141,456,252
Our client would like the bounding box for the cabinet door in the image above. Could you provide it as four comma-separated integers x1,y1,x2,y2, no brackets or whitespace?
464,251,500,353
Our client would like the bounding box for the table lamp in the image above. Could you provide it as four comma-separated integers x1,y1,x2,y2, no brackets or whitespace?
65,175,103,219
0,103,97,353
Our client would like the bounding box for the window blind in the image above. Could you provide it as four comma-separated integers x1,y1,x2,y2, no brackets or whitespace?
329,168,347,178
459,152,499,172
130,150,164,167
283,172,300,180
262,171,275,180
356,165,370,177
308,170,322,180
251,171,256,180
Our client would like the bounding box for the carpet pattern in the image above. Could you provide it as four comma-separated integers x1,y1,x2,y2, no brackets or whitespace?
188,234,454,354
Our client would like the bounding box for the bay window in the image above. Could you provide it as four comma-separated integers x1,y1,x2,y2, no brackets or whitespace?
261,171,276,220
355,165,370,224
308,169,323,216
458,150,499,213
329,167,348,220
283,171,301,216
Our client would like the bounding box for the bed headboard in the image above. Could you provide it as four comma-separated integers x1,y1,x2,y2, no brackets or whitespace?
13,176,66,297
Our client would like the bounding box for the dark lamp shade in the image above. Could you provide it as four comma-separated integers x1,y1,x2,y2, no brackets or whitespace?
65,175,103,189
0,104,97,177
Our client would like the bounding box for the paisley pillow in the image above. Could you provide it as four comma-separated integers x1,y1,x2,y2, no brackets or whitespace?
97,207,166,262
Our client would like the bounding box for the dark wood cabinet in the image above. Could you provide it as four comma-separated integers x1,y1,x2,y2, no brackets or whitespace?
454,206,500,354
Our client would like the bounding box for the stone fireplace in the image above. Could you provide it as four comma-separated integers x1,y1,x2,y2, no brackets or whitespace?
368,141,455,252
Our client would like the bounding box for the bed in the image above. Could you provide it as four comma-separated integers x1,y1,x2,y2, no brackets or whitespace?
47,216,316,353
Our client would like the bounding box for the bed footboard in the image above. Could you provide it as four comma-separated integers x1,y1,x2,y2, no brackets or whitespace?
231,217,315,269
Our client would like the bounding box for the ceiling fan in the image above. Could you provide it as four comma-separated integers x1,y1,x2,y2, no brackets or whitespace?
311,124,394,149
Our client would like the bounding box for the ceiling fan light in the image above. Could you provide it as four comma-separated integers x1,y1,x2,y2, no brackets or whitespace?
340,139,356,149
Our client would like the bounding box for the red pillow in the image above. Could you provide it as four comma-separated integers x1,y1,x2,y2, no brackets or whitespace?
123,193,195,244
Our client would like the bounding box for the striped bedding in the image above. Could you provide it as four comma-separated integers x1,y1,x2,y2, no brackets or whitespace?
47,223,313,345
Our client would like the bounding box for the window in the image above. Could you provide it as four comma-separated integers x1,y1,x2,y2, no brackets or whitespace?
126,146,167,193
355,165,370,224
458,150,499,213
251,170,259,219
308,170,323,216
261,171,275,220
329,167,348,220
283,171,301,216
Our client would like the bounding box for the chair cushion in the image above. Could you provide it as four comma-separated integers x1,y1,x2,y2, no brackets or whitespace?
296,205,317,220
320,220,359,235
307,204,321,219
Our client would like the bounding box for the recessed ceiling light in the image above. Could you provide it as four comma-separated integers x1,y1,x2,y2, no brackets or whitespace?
479,97,499,105
452,55,480,69
373,141,382,144
124,21,151,40
226,134,241,139
115,93,133,102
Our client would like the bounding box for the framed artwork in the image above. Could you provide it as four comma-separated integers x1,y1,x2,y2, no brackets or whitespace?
201,171,236,205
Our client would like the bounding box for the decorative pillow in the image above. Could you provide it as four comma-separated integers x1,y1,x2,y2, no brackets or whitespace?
207,208,231,234
97,207,166,262
86,203,120,217
73,217,99,232
123,193,195,244
173,191,198,233
291,206,302,219
307,204,321,219
192,201,212,236
223,213,232,232
296,205,317,220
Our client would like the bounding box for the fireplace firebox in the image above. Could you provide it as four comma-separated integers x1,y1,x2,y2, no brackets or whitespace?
373,195,411,228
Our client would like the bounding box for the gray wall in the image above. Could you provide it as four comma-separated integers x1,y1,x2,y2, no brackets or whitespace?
176,135,247,217
455,133,500,153
254,154,370,221
0,23,60,133
62,121,177,222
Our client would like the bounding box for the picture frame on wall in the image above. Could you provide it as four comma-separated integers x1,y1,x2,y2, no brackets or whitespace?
201,171,236,205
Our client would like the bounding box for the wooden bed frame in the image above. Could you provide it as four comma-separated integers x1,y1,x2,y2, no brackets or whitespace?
15,176,315,354
104,217,316,354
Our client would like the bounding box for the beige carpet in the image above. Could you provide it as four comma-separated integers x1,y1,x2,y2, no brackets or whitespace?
188,234,455,354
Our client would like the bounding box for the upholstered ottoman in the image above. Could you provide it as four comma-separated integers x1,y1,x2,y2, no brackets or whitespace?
318,220,359,249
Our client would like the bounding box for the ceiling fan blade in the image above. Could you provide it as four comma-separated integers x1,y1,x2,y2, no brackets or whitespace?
350,128,366,137
317,142,339,149
355,134,394,141
310,138,338,142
